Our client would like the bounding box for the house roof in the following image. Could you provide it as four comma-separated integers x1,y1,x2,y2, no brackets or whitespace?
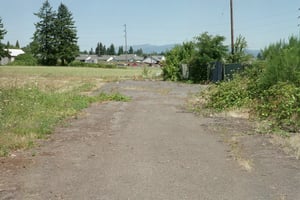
98,55,113,61
76,54,98,61
143,55,166,64
7,49,25,57
113,54,144,62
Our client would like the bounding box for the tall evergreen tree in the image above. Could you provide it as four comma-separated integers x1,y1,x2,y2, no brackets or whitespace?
15,40,20,48
89,48,94,55
128,46,134,54
0,17,8,60
55,3,79,65
108,44,115,55
135,48,143,56
100,43,106,55
33,0,57,65
118,46,124,55
6,41,10,48
95,42,100,56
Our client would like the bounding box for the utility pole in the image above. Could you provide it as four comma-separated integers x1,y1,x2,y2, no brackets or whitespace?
124,24,128,63
298,8,300,38
230,0,234,55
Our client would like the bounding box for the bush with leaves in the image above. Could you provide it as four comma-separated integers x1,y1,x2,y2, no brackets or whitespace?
162,42,194,81
201,36,300,133
163,32,228,82
204,74,251,111
9,53,38,66
260,36,300,89
255,82,300,132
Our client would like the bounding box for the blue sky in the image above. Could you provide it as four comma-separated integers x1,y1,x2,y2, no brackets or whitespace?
0,0,299,51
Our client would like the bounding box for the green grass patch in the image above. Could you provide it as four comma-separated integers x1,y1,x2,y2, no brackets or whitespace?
0,85,130,156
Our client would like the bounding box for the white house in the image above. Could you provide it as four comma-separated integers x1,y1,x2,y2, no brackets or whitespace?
0,49,25,65
143,55,165,65
76,54,99,63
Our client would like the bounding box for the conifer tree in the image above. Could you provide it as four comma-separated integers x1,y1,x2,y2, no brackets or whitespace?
15,40,20,48
0,17,8,60
55,3,79,65
108,44,115,55
128,46,134,54
118,46,124,55
32,0,58,65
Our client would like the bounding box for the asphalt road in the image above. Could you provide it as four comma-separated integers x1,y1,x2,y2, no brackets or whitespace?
1,80,300,200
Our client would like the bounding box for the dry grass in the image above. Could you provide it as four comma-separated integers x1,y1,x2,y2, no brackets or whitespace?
225,136,254,172
0,66,147,156
270,134,300,159
0,66,162,91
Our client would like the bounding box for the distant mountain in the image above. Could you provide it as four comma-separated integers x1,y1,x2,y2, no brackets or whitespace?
132,44,177,54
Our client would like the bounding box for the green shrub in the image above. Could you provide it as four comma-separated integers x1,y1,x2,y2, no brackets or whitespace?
162,42,194,81
255,82,300,131
205,75,251,111
9,53,38,66
260,36,300,89
193,36,300,133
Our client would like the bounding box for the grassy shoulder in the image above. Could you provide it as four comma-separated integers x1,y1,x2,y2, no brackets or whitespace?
0,85,130,156
193,37,300,135
0,66,151,156
190,63,300,159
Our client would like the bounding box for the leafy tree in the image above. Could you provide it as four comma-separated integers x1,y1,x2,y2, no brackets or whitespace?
0,17,8,60
163,32,227,82
128,46,134,54
189,32,227,82
55,3,79,65
32,0,58,65
162,42,194,81
193,32,227,64
227,35,251,63
118,46,124,55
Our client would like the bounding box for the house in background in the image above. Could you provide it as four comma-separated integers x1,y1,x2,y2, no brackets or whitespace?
143,55,165,65
75,53,164,67
111,54,144,63
0,49,25,65
76,54,99,63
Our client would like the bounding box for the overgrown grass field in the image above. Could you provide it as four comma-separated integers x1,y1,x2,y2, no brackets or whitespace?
0,66,161,156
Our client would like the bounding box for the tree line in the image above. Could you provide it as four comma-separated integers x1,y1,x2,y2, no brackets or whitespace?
0,0,79,66
86,43,143,57
0,0,146,66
